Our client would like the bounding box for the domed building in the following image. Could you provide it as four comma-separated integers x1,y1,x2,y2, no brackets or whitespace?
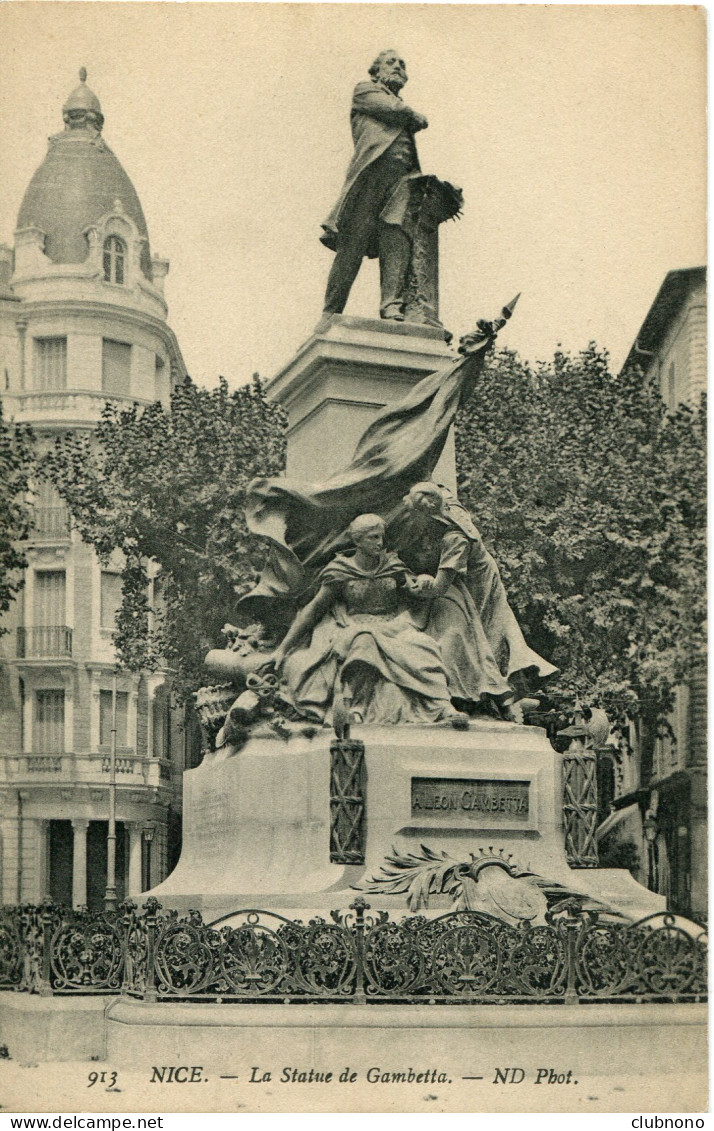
0,72,187,908
17,70,153,280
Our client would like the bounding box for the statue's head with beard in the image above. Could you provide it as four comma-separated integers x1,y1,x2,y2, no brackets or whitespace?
368,49,408,94
403,481,446,517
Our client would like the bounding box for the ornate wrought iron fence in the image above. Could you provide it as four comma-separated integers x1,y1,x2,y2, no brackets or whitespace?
0,897,706,1005
0,906,24,990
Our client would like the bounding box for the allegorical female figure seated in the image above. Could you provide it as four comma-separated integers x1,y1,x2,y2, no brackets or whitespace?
393,482,558,714
271,514,467,727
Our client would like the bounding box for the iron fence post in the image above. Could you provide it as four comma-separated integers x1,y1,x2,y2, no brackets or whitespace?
18,906,30,992
350,896,369,1003
142,897,160,1003
561,905,583,1005
118,899,135,996
38,900,54,997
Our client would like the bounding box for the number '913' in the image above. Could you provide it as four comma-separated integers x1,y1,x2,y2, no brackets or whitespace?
87,1070,118,1088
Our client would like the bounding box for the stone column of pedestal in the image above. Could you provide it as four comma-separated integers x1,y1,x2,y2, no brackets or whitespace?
127,822,143,897
71,817,89,909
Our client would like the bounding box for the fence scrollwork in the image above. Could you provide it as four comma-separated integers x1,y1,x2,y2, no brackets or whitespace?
0,899,706,1005
0,906,23,989
50,908,124,992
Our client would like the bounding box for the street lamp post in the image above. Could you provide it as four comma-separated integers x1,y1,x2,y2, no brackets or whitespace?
143,824,155,892
643,810,659,894
104,667,118,910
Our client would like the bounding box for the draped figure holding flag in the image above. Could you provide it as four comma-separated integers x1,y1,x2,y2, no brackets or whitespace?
233,300,557,728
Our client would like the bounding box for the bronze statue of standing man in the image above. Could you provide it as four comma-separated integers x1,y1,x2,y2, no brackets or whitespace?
320,50,428,322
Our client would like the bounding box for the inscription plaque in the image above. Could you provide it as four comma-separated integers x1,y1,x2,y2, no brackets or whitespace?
411,777,530,820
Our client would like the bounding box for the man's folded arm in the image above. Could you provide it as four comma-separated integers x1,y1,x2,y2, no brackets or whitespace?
352,86,422,129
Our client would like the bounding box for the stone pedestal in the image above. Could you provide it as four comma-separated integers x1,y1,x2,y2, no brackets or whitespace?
266,314,457,487
151,730,353,907
150,723,664,923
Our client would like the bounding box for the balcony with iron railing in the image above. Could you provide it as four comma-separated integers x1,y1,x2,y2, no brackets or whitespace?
17,626,73,659
31,506,71,541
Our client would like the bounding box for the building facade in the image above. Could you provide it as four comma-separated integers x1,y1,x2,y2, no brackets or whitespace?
599,267,707,921
0,72,187,908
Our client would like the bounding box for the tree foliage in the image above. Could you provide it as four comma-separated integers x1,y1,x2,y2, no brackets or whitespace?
42,344,705,732
44,376,286,701
0,402,34,632
455,343,706,728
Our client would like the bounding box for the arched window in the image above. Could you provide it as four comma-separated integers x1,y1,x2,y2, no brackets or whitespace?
103,235,126,284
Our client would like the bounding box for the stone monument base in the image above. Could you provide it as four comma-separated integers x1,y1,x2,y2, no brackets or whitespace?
149,723,664,923
266,314,458,487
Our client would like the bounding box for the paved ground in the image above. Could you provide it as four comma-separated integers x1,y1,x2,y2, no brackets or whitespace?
0,1059,707,1114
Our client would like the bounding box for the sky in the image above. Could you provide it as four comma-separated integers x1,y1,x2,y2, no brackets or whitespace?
0,3,706,386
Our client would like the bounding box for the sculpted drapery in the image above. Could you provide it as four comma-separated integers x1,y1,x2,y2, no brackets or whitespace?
393,485,558,705
279,542,461,727
240,315,556,717
242,333,492,612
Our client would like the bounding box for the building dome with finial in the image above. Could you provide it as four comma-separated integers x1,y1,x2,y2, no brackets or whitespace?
16,69,153,279
62,66,104,129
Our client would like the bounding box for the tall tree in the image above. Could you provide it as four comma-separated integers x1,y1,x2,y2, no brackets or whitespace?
455,343,706,738
44,376,286,702
0,402,34,632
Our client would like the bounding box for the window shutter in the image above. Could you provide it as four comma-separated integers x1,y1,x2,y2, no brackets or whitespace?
34,338,67,391
100,572,123,630
35,690,65,753
34,571,66,625
102,339,132,395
